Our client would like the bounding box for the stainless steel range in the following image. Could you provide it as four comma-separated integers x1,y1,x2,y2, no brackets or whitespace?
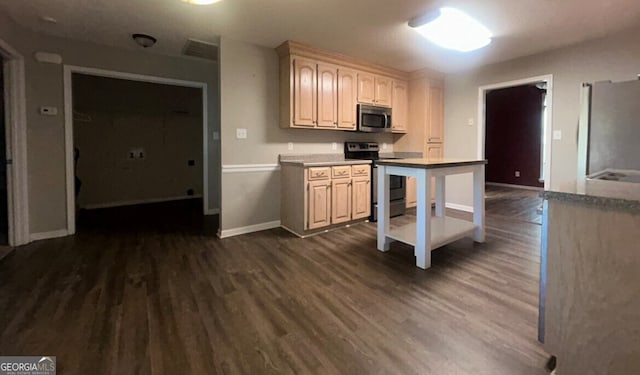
344,142,406,221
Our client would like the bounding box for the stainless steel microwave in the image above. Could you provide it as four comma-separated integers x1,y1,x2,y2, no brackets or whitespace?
357,104,392,132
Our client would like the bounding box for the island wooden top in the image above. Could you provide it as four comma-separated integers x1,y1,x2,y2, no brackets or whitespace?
376,158,487,169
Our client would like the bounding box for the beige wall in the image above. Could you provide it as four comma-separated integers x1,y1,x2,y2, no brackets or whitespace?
0,18,219,235
444,26,640,207
74,76,203,208
219,37,395,232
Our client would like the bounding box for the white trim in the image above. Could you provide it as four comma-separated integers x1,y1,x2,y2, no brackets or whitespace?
218,220,281,238
445,202,474,213
29,229,69,242
486,182,544,191
477,74,554,191
222,164,280,173
63,65,210,235
81,195,202,210
0,38,29,246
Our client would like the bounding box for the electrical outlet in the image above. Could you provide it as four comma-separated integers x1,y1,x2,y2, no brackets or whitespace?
128,150,136,159
382,143,387,150
553,130,562,140
467,118,474,126
236,128,247,139
212,131,220,140
287,142,294,150
332,142,337,151
137,149,145,159
515,171,520,177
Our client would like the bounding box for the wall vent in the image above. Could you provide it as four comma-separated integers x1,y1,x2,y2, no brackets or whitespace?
183,39,218,62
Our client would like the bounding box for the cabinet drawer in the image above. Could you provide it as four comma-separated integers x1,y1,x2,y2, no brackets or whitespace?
308,167,330,180
332,166,351,179
351,164,370,177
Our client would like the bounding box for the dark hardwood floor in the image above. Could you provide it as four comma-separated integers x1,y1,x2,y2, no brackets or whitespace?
0,190,547,374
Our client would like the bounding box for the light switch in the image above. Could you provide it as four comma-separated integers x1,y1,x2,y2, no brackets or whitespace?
236,128,247,139
467,118,474,126
553,130,562,140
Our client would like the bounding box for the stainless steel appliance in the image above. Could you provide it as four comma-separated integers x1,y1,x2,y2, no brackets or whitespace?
357,104,392,132
344,142,405,221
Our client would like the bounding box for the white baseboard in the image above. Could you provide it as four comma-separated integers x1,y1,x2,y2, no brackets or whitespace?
446,202,474,213
81,195,203,210
218,220,281,238
29,229,69,242
486,182,544,191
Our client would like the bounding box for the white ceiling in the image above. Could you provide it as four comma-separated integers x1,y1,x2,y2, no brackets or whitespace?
2,0,640,73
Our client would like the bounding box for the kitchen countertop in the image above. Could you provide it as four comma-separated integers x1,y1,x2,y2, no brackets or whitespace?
279,154,372,167
543,178,640,214
375,158,487,169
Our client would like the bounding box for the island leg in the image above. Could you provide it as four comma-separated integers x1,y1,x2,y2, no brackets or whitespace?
415,169,432,269
435,175,446,218
377,165,391,252
473,165,485,243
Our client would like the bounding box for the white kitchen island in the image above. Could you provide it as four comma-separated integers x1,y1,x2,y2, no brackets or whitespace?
376,158,487,269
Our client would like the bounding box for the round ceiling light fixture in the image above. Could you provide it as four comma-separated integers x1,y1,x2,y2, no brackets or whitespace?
181,0,222,5
132,33,157,48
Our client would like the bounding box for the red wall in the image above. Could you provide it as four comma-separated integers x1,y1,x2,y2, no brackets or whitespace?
485,85,545,187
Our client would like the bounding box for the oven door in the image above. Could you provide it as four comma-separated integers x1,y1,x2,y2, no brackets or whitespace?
371,166,406,221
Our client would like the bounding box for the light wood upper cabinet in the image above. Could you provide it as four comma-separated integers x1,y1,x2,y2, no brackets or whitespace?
392,80,408,133
293,57,317,127
358,73,392,107
375,76,392,107
317,63,338,128
357,73,376,105
307,180,331,229
278,41,412,131
427,84,444,143
352,176,371,219
337,69,358,130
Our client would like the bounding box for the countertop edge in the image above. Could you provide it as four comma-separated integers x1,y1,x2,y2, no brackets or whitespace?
279,159,372,167
375,159,487,169
543,190,640,214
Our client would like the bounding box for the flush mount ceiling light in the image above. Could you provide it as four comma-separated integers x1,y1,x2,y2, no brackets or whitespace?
132,33,157,48
181,0,222,4
409,7,492,52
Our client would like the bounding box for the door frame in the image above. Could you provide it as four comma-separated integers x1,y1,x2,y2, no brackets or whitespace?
63,65,209,235
477,74,554,190
0,38,29,246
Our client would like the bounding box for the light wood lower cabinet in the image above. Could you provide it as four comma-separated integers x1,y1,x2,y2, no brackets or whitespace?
406,176,417,208
352,177,371,219
307,180,331,229
331,178,352,224
281,163,371,236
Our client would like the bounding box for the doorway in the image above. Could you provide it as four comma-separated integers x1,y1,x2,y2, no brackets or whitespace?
0,57,7,244
478,75,553,190
64,66,209,235
485,83,547,189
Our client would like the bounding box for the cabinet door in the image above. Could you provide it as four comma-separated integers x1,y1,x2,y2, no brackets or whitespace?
317,63,338,128
293,57,317,127
406,176,417,208
427,85,444,142
391,80,408,132
357,72,375,105
308,180,331,229
337,69,358,130
331,179,352,224
427,143,443,160
352,177,371,219
375,76,392,107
